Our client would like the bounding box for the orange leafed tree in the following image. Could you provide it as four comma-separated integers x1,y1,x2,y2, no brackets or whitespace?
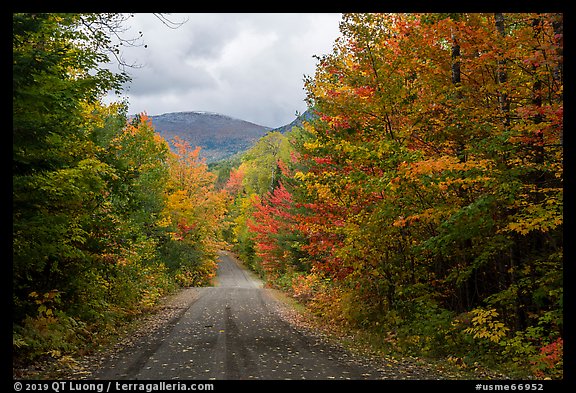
162,136,228,285
234,13,563,376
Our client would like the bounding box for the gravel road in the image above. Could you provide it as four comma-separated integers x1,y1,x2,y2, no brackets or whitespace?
91,251,392,380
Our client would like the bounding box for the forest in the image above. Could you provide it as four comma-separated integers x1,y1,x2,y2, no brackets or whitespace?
13,13,562,379
13,14,228,370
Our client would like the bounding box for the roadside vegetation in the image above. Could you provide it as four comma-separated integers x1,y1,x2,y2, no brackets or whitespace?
219,13,563,379
13,14,225,373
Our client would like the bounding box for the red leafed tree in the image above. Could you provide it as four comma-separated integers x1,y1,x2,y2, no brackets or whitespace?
247,182,302,281
224,165,246,196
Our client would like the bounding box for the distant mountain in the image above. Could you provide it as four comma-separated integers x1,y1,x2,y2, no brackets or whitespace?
269,109,317,134
147,110,319,164
148,111,271,163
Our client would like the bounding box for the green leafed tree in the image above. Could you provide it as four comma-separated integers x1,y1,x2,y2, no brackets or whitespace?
12,14,177,363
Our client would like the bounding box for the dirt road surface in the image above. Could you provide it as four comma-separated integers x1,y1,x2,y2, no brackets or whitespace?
91,252,436,380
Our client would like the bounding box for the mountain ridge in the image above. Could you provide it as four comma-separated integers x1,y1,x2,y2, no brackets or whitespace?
147,110,315,163
148,111,271,163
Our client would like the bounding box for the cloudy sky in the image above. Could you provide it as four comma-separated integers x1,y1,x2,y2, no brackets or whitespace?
106,13,343,128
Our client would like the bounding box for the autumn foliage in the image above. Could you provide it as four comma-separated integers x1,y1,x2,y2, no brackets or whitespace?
12,14,227,367
13,12,562,378
226,13,563,377
162,136,228,286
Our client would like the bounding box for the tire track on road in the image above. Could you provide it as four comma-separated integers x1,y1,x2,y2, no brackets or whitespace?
91,252,431,380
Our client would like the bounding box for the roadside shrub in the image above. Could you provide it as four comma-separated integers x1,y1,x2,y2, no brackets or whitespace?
174,260,216,287
13,291,90,362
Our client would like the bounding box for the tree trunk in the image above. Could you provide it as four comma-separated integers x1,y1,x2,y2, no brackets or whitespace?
494,13,510,127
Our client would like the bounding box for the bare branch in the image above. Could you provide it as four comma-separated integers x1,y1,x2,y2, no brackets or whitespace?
153,13,189,29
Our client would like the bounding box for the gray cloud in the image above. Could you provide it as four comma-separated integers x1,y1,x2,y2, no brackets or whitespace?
106,13,342,128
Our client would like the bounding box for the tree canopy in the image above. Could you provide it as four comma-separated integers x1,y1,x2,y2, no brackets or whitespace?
224,13,563,378
13,13,225,366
